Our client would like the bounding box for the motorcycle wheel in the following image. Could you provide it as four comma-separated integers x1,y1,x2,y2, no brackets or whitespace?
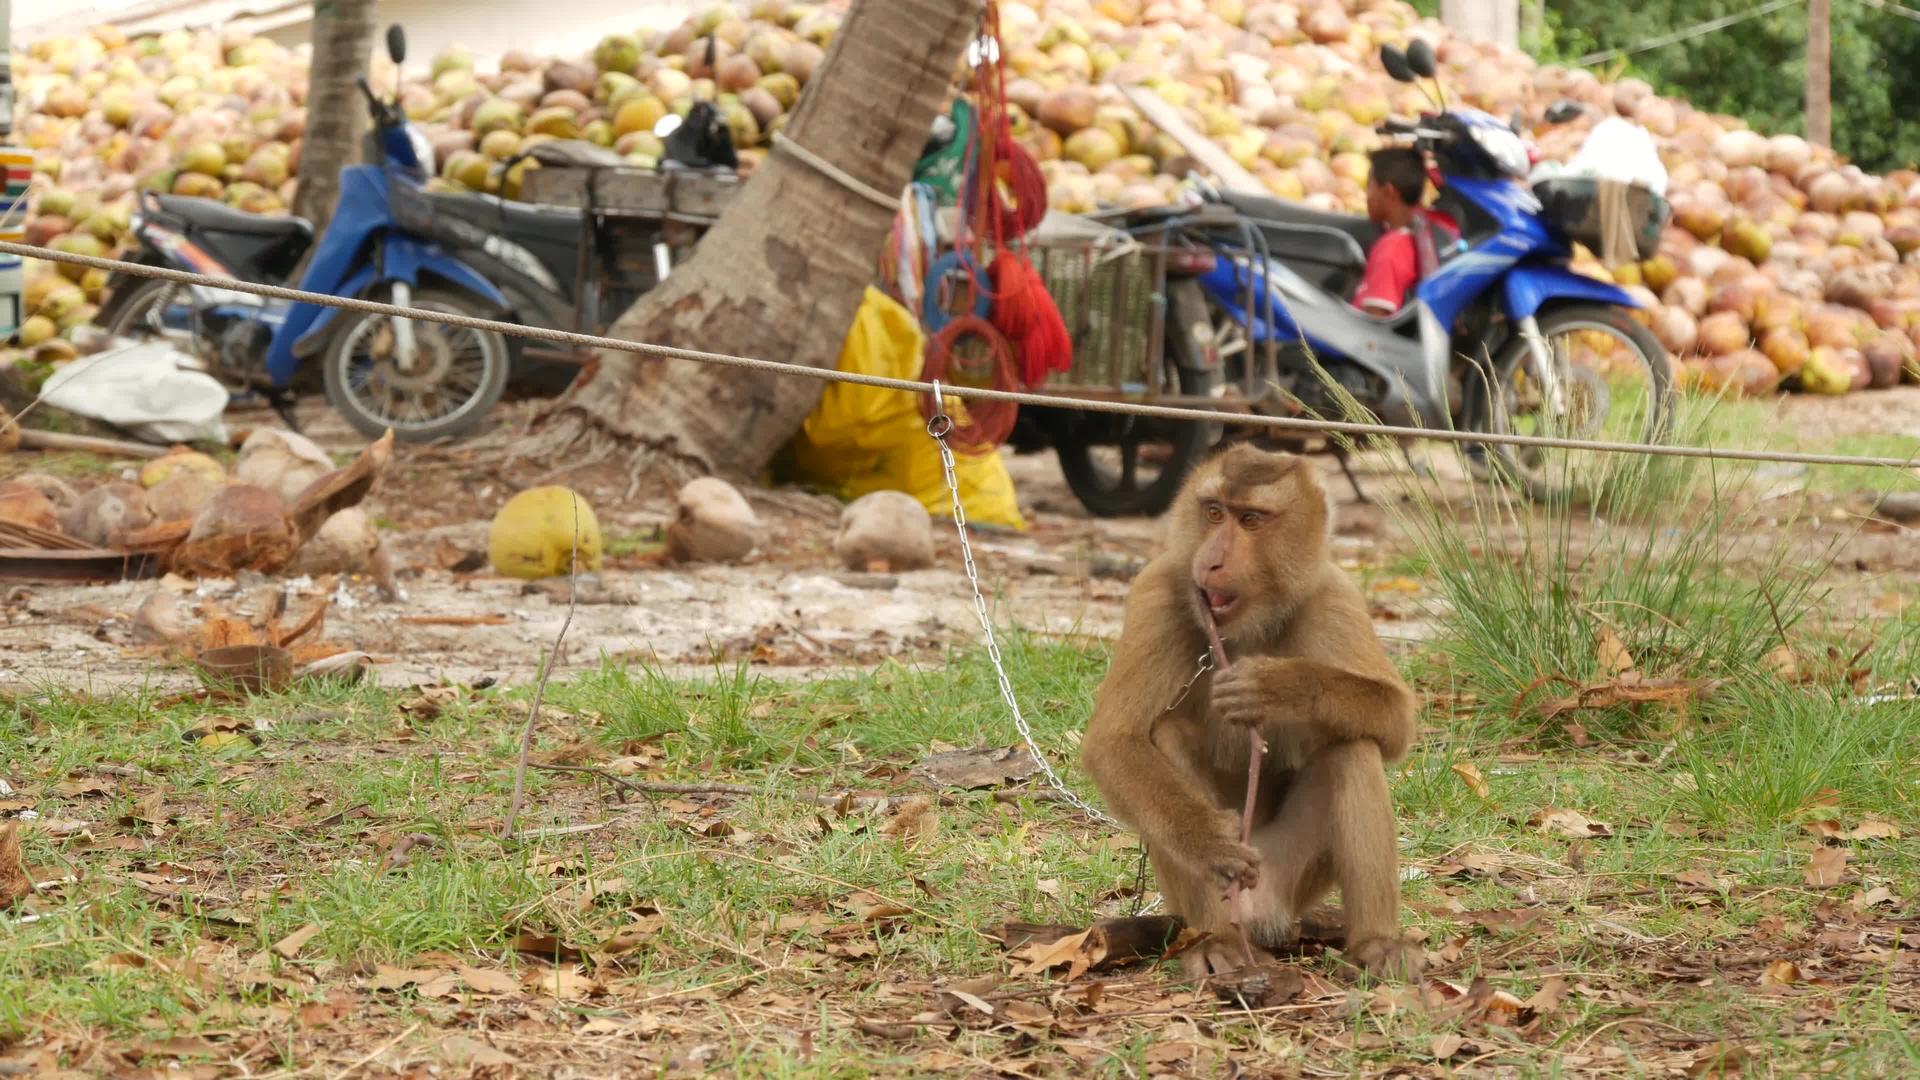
321,286,510,443
1469,302,1674,501
1053,362,1222,518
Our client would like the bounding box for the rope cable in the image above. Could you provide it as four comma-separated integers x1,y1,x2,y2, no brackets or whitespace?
3,239,1918,476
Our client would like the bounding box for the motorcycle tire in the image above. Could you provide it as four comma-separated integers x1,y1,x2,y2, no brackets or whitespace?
321,286,511,443
1054,362,1222,518
1469,302,1673,501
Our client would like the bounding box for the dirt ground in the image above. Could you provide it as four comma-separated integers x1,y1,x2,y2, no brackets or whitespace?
4,388,1918,693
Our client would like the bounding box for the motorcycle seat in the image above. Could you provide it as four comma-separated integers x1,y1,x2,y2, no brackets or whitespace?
1219,191,1379,262
156,195,313,238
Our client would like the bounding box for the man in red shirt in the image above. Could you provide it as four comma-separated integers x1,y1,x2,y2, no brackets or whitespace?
1351,148,1458,316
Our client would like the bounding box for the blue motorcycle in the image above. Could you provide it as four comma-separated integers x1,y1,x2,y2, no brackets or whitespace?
1044,37,1672,515
99,25,529,442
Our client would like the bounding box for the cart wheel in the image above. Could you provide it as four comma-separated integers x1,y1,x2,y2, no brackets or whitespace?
1054,364,1222,518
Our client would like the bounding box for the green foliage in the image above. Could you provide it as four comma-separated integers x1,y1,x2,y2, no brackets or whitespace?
1538,0,1920,172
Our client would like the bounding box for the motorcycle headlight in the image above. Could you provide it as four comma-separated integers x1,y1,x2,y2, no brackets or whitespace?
1469,124,1530,179
406,124,435,175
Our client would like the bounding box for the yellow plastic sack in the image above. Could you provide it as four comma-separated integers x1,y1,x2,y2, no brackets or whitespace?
787,287,1027,531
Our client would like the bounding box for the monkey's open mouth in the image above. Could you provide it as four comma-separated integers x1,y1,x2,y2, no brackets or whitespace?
1202,589,1239,618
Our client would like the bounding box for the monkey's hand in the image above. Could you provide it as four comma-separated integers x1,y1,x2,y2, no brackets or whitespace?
1185,810,1260,895
1212,658,1319,729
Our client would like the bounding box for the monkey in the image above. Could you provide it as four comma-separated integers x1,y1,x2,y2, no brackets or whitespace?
1081,443,1423,980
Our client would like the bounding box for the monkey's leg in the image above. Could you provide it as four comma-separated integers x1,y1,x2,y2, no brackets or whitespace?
1149,843,1254,979
1247,742,1423,980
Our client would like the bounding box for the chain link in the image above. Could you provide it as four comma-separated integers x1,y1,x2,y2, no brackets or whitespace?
926,382,1117,827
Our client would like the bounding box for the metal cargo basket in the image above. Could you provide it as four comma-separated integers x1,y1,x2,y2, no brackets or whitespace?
1023,219,1172,397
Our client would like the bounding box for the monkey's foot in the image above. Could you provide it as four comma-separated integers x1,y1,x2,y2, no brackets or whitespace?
1178,936,1273,981
1342,936,1426,981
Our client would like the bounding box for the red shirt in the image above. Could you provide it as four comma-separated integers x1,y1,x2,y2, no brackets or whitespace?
1353,208,1458,315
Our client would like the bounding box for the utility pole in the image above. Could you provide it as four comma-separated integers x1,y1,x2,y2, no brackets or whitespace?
1806,0,1831,148
0,0,26,336
1441,0,1519,50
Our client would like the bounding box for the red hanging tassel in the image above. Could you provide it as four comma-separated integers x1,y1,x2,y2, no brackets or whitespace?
989,251,1072,388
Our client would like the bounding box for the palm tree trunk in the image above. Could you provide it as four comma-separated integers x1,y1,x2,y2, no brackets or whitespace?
536,0,982,480
292,0,378,237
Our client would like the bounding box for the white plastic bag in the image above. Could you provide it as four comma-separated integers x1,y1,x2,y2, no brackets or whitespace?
1561,117,1669,196
40,340,230,444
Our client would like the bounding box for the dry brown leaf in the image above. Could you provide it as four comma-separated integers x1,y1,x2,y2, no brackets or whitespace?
1525,976,1569,1015
366,965,437,991
1529,807,1613,839
1763,645,1800,681
842,891,910,923
1804,846,1849,888
526,965,601,1000
271,923,321,960
1845,817,1900,841
0,822,30,906
1450,761,1491,799
1596,626,1635,675
436,1034,516,1070
824,938,876,960
458,965,522,996
1007,928,1101,981
1760,959,1801,987
51,778,111,798
1851,886,1897,911
1430,1033,1466,1061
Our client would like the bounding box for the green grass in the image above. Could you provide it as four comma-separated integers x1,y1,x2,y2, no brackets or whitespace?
6,371,1920,1071
1671,392,1920,494
5,611,1919,1073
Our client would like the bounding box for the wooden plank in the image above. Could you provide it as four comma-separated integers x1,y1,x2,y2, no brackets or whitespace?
19,430,168,459
1118,84,1265,195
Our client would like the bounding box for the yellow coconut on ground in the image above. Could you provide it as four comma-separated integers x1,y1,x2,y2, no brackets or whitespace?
487,485,604,579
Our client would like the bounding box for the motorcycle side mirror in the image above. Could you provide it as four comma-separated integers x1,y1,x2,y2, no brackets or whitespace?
1405,38,1438,79
654,113,684,139
1379,45,1414,83
385,25,406,66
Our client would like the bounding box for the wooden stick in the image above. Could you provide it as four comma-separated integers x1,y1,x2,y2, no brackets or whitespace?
1201,605,1263,969
18,429,169,459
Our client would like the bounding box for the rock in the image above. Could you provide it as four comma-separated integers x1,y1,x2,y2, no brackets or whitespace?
60,482,154,546
833,490,935,572
665,477,758,563
235,428,334,504
1874,492,1920,523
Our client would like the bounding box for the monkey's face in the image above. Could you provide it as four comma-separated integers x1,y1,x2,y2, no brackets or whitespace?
1181,446,1329,628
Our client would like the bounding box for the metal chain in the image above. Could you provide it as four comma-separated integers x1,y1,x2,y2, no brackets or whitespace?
926,382,1117,827
925,386,1223,914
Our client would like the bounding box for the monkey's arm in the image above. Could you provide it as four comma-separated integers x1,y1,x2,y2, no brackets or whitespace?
1080,561,1231,848
1212,581,1419,761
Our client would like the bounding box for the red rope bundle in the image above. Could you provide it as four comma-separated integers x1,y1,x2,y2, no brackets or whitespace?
919,316,1020,452
989,251,1072,388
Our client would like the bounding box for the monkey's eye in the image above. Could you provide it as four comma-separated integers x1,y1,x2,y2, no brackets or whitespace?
1239,511,1263,529
1205,503,1225,524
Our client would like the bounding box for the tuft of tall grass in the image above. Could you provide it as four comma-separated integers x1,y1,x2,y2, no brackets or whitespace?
1307,370,1842,742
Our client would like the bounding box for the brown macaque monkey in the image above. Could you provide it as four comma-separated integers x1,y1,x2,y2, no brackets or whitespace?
1082,444,1423,980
